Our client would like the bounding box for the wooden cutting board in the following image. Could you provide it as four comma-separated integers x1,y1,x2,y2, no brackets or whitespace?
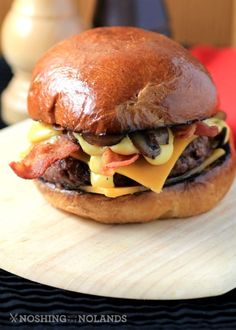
0,120,236,300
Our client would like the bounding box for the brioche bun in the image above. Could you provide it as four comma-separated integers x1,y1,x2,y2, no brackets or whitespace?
35,155,235,224
28,27,235,224
28,27,217,135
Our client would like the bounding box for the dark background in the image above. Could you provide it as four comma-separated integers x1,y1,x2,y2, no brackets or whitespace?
1,269,236,329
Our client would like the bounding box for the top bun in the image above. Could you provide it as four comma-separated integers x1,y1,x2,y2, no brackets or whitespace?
28,27,217,135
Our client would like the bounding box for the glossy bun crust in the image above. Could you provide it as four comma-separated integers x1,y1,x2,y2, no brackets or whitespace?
28,27,217,135
35,155,235,224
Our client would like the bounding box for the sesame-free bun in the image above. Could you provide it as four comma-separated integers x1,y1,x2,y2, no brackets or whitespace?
35,155,235,224
28,27,217,135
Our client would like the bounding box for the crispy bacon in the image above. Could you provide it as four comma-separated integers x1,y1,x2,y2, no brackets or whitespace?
174,122,219,139
101,149,139,176
10,135,79,179
195,122,219,137
174,124,197,139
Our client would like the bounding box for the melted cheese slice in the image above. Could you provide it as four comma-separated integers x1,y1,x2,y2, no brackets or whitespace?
80,186,146,198
110,136,138,155
80,145,225,198
116,135,196,193
90,172,114,188
28,121,60,143
73,133,104,155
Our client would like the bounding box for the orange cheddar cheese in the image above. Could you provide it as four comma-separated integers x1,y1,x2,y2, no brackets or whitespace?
116,136,196,193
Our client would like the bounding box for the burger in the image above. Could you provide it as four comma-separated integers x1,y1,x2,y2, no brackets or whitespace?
10,27,236,224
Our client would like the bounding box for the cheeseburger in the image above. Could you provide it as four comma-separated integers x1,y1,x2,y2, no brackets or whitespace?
10,27,236,223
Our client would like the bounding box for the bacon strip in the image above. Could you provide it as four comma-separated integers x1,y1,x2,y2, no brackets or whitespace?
174,124,197,139
10,135,80,179
101,149,139,176
174,122,219,139
195,122,219,137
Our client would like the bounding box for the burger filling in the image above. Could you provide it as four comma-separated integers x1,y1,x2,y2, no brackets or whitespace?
10,112,231,198
41,136,213,189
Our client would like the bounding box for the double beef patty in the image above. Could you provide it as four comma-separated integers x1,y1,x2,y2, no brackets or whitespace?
42,136,213,189
42,157,135,189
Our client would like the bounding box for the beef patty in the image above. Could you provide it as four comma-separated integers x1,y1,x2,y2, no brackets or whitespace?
42,158,136,189
170,136,212,177
42,136,213,189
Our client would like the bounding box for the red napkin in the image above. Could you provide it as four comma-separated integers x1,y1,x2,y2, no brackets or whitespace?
190,46,236,141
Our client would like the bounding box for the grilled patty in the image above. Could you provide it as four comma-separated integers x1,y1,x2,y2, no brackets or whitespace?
170,136,212,177
42,158,136,189
42,136,213,189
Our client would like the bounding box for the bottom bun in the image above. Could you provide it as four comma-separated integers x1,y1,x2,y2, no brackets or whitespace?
35,155,236,224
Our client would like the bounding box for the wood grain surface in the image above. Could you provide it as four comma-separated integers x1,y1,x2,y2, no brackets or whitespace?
0,120,236,299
